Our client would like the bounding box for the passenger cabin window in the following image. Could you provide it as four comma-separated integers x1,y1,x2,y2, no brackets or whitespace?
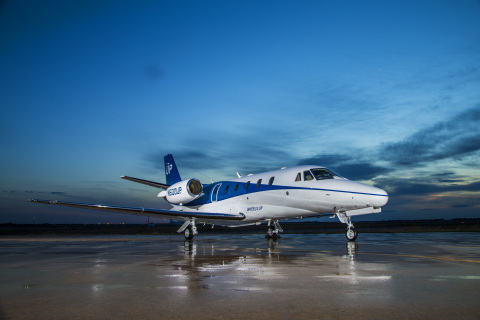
304,170,314,181
311,168,338,180
268,176,275,186
234,183,239,191
224,185,229,193
295,173,301,182
256,179,262,187
245,181,250,190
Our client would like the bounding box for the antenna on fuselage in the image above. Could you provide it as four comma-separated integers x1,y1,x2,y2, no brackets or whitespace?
236,172,242,178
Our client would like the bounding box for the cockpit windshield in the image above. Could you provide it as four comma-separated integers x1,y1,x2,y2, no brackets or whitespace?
310,168,341,180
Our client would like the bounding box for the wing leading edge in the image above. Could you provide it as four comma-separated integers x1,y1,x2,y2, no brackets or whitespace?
29,199,245,221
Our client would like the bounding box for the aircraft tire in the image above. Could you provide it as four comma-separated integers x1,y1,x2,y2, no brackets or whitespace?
184,226,194,240
265,234,281,239
346,227,357,241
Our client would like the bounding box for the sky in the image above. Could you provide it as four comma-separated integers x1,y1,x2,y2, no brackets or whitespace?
1,0,480,224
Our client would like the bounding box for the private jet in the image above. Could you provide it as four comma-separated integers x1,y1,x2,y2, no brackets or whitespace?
30,154,388,241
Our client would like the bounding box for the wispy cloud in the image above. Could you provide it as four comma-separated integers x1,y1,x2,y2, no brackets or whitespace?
144,105,480,187
3,190,68,195
380,105,480,166
144,126,297,180
376,178,480,196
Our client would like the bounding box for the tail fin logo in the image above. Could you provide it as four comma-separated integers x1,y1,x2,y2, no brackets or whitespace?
164,154,182,185
166,163,173,176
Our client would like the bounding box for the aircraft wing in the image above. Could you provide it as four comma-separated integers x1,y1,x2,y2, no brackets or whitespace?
29,199,245,221
120,176,169,189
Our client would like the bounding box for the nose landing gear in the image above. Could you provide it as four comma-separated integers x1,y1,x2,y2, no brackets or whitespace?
336,212,358,241
346,226,358,241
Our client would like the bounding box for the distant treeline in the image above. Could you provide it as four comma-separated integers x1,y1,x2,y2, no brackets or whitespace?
1,219,480,235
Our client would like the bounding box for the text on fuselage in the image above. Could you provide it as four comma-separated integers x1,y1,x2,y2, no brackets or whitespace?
247,206,263,212
168,187,182,196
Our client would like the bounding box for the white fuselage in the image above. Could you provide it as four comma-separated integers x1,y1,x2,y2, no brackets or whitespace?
170,166,388,225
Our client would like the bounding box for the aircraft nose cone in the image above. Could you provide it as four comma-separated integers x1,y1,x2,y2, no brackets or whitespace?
353,182,388,207
371,186,388,207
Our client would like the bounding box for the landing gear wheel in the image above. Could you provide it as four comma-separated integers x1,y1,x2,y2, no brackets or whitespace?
265,225,280,239
184,225,194,240
346,227,358,241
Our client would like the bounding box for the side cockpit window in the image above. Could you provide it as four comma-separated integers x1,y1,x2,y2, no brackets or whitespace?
295,173,301,182
311,168,338,180
304,170,314,181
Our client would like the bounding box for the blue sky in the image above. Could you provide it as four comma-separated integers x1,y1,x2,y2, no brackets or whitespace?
1,0,480,223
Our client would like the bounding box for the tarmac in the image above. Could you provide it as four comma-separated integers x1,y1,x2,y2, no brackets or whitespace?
1,232,480,319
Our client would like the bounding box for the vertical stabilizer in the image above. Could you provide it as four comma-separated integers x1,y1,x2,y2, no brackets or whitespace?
164,154,182,185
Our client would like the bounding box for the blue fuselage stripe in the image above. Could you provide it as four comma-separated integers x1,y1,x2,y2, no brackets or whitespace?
186,181,386,206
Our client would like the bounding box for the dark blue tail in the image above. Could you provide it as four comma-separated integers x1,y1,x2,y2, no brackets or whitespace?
164,154,182,185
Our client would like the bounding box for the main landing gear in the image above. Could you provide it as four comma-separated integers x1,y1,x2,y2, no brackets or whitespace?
336,212,358,241
178,219,197,240
265,220,283,239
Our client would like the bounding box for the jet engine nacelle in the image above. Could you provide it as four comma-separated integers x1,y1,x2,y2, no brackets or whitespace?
162,179,202,204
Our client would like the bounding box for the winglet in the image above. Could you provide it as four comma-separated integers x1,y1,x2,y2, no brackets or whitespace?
164,154,182,185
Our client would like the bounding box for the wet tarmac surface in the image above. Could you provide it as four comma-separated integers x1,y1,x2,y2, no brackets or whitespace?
1,232,480,319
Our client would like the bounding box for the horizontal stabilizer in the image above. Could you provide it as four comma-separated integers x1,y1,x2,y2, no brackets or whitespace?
121,176,169,189
29,199,245,221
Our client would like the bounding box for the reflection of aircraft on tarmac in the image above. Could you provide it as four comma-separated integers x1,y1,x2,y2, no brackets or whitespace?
30,154,388,241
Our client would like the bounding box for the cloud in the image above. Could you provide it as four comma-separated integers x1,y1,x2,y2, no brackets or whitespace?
146,144,295,180
377,177,480,196
4,190,68,195
333,163,389,181
297,154,350,167
143,127,298,180
451,204,473,208
380,105,480,166
146,150,218,172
